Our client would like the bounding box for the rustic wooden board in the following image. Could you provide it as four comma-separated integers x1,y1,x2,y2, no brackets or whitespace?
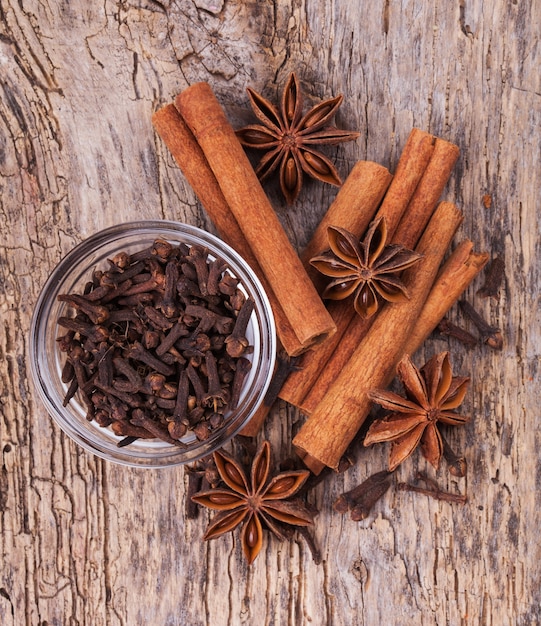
1,1,540,624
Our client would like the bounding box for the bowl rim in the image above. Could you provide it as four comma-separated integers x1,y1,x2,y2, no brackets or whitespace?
29,220,277,468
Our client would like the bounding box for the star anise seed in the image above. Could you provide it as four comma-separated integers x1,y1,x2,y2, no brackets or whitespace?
310,217,423,318
236,72,360,204
364,351,470,471
191,441,314,564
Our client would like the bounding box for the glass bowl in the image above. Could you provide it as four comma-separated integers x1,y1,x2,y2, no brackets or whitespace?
30,220,276,468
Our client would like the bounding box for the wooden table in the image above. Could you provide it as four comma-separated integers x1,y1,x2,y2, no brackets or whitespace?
1,1,539,624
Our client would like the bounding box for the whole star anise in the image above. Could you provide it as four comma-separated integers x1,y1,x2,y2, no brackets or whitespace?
364,352,470,471
236,72,360,204
191,441,314,564
310,216,423,318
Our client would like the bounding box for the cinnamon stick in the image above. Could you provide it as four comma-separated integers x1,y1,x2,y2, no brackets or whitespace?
278,163,392,406
175,83,336,351
152,104,302,356
393,138,460,248
298,314,374,415
376,128,436,234
301,160,393,274
293,201,464,473
279,129,441,407
401,240,489,354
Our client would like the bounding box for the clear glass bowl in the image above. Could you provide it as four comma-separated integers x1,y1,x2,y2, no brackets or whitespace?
30,221,276,468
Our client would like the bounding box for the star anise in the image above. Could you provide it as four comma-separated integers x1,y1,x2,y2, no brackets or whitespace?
236,72,360,204
191,441,314,564
364,352,470,471
310,216,423,318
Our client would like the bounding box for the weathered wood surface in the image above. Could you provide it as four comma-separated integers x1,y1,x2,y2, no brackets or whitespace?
1,1,540,624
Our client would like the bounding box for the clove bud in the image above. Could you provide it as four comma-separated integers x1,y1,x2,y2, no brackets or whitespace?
333,470,393,521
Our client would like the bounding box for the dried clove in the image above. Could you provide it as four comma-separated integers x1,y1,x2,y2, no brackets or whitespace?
58,317,109,343
477,256,505,299
160,260,180,318
61,360,75,384
333,470,393,521
440,432,467,477
184,304,233,335
187,245,210,295
111,419,155,438
130,408,184,446
171,368,189,424
185,468,203,519
459,300,503,350
112,357,142,392
126,342,176,377
229,357,252,409
155,321,189,357
143,305,174,331
397,472,467,504
225,296,254,358
202,351,227,410
206,258,227,296
437,318,478,347
57,294,110,324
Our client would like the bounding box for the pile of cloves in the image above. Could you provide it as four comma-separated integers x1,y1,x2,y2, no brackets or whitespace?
56,238,254,447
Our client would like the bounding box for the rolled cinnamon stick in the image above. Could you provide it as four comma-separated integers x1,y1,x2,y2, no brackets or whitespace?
293,201,464,473
298,314,374,415
152,105,303,356
301,160,392,273
393,137,460,248
279,129,441,407
376,128,436,235
276,161,392,406
175,83,336,351
402,240,489,354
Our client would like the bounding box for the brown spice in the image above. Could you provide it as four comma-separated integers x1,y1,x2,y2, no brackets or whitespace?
459,299,503,350
397,472,467,504
400,241,489,356
437,318,478,347
278,160,393,409
279,129,452,411
333,470,393,521
56,240,253,446
293,201,464,473
152,104,302,356
441,432,467,477
477,256,505,299
310,217,422,319
191,441,315,564
365,352,470,471
236,72,360,204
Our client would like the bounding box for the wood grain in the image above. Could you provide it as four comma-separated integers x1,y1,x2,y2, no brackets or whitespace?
1,1,540,624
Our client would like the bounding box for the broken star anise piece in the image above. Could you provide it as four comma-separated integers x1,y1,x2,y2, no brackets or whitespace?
310,216,423,318
191,440,314,564
236,72,360,204
364,352,470,471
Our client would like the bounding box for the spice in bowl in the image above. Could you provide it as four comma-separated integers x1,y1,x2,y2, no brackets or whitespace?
57,238,255,448
30,221,276,467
